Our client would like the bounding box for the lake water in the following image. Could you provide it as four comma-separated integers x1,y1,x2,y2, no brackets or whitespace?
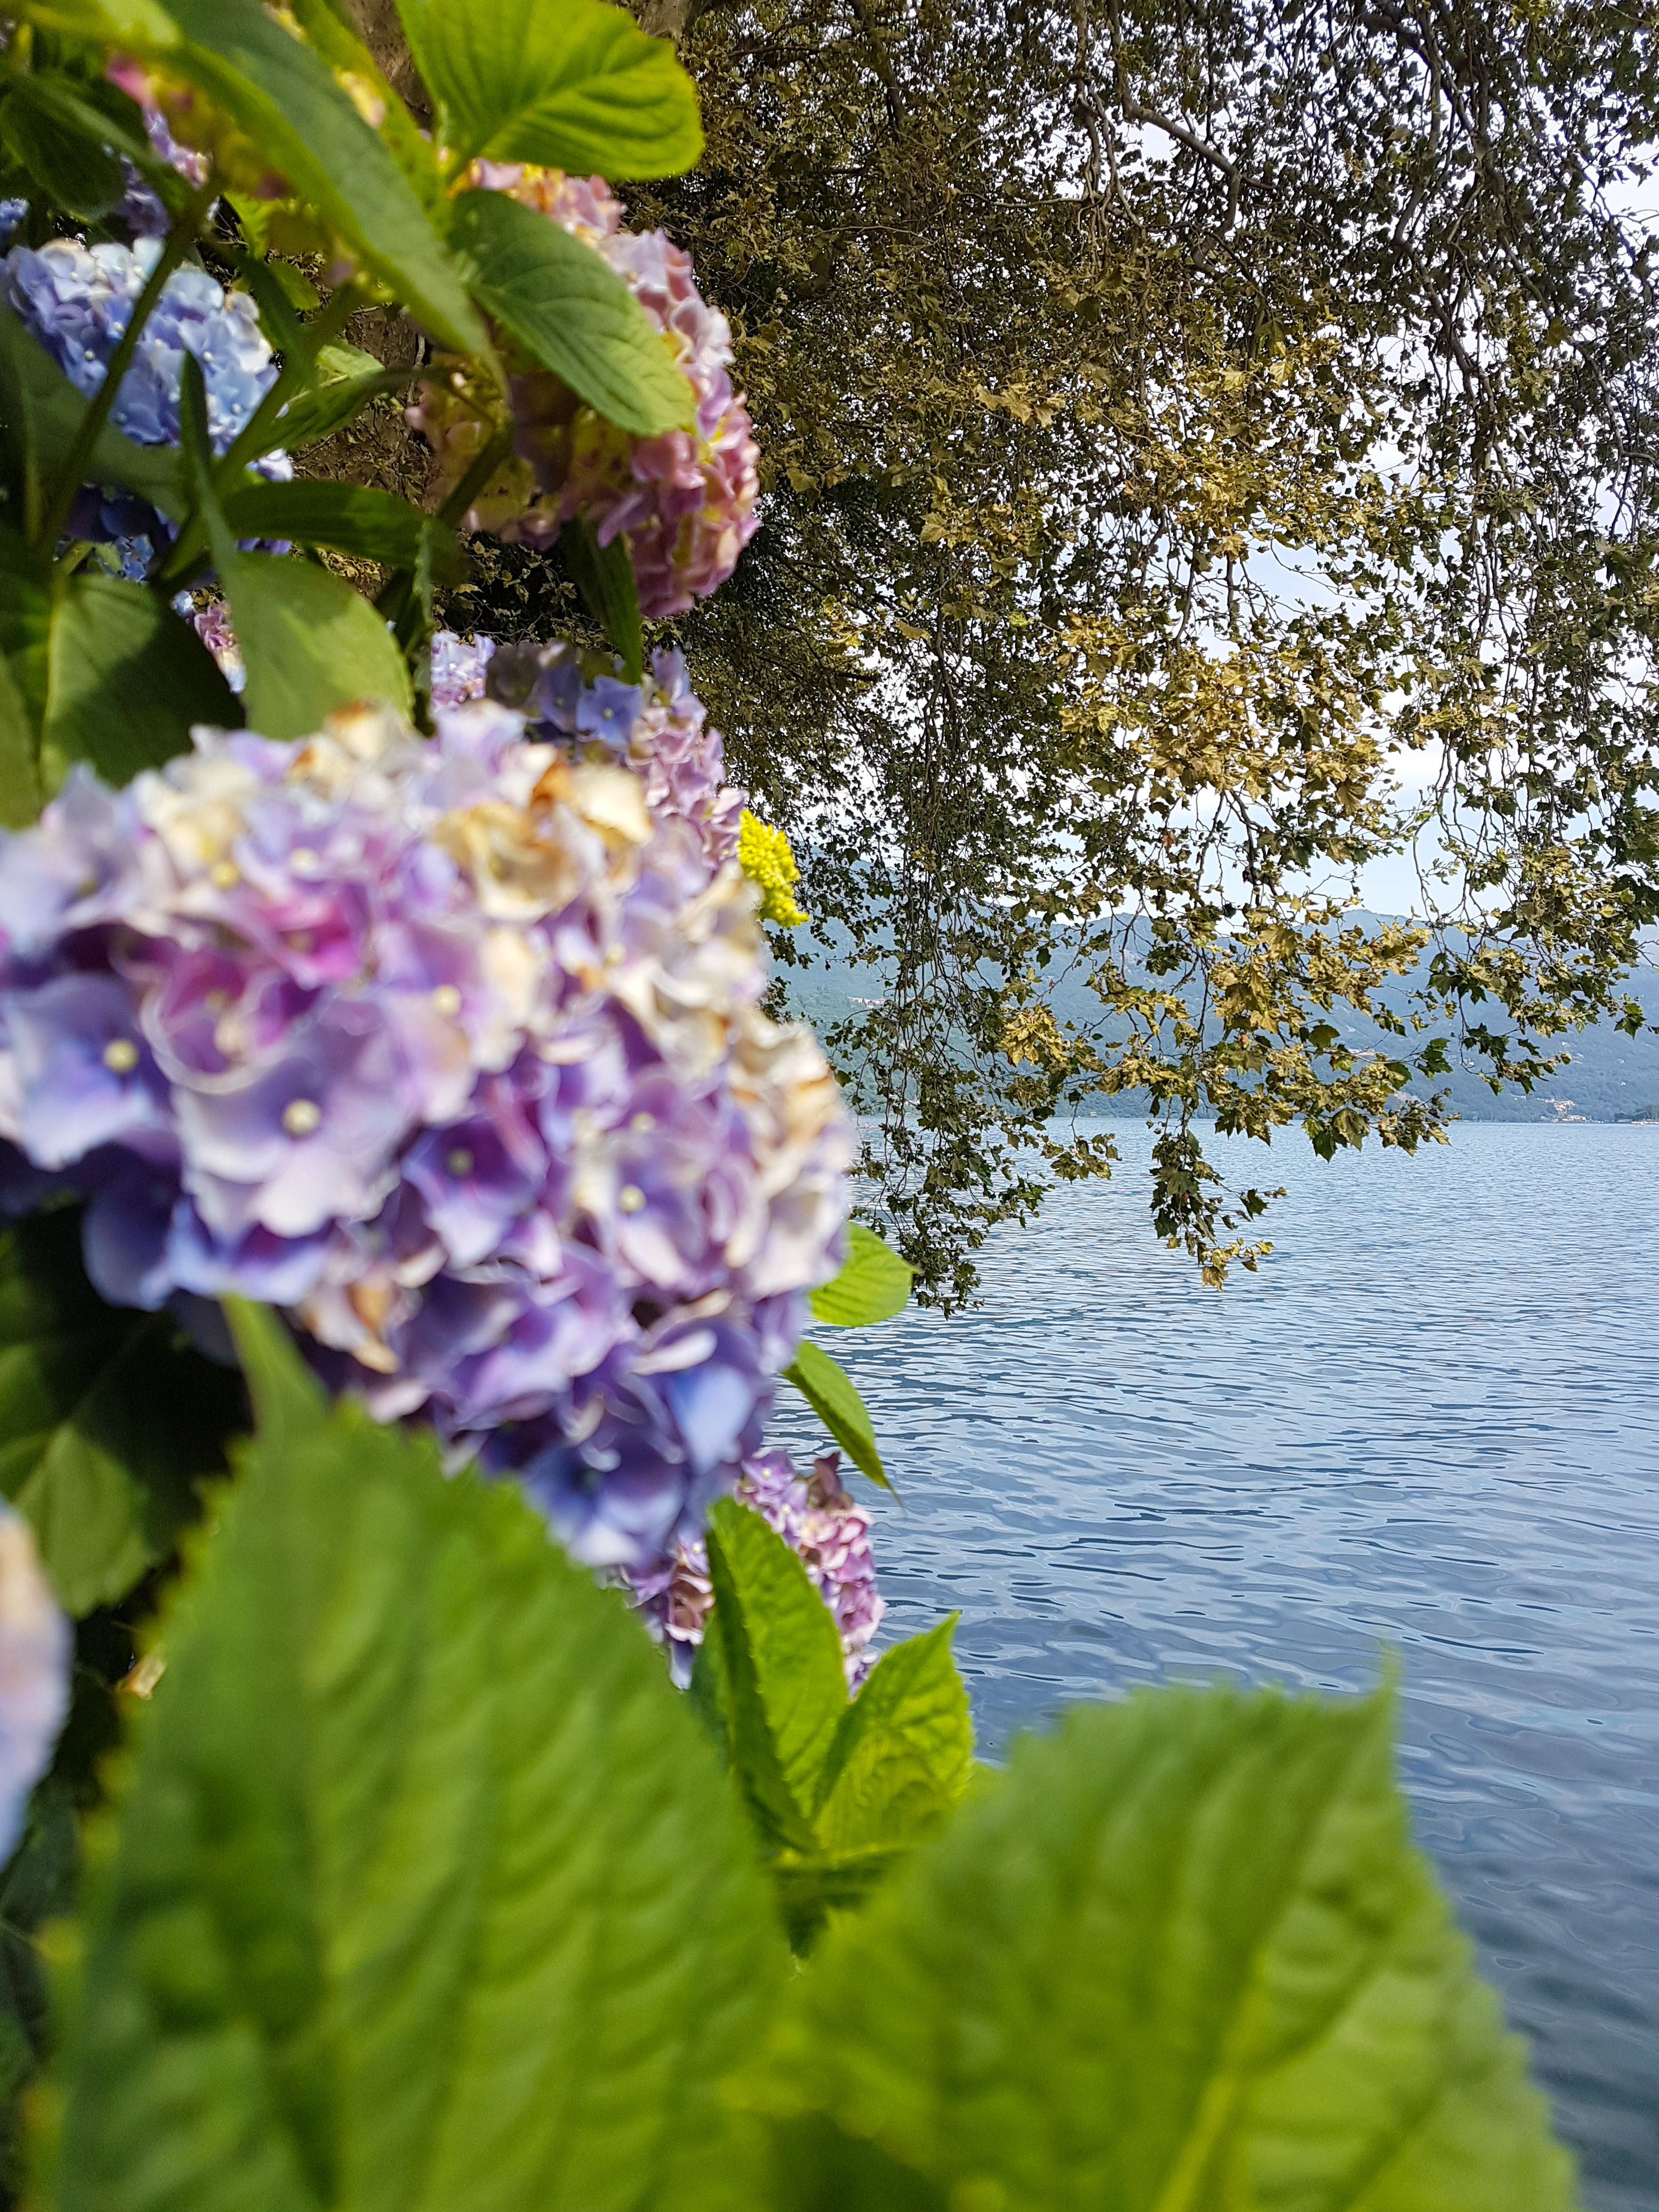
776,1121,1659,2211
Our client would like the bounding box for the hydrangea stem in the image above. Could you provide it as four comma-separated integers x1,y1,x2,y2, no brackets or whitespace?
34,177,217,560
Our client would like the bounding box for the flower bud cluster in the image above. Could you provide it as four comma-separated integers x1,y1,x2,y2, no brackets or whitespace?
0,694,851,1570
622,1445,885,1687
409,166,759,618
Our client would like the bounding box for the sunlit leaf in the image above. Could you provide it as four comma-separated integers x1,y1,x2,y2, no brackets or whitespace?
744,1683,1581,2212
705,1496,845,1853
449,187,694,437
400,0,702,180
809,1224,913,1329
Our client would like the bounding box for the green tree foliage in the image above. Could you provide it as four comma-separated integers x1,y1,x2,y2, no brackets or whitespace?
611,0,1659,1298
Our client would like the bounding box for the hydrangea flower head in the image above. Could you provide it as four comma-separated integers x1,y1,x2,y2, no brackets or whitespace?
3,235,285,458
0,1510,69,1861
410,165,760,617
0,693,852,1570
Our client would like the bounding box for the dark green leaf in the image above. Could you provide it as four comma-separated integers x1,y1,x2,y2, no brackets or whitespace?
705,1496,847,1854
0,306,186,525
224,553,415,736
0,1773,79,2188
184,372,413,736
560,517,642,681
49,1303,783,2212
810,1223,914,1329
0,1210,245,1614
400,0,703,180
220,480,466,582
783,1340,893,1492
449,187,694,437
744,1683,1580,2212
748,2114,946,2212
2,78,124,217
44,574,238,787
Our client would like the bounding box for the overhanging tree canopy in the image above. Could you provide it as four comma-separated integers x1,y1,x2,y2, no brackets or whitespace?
576,0,1659,1300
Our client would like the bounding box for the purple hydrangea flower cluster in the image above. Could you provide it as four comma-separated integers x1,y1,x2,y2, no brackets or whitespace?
623,1445,885,1687
117,100,213,240
0,1509,69,1862
488,639,744,871
0,697,851,1569
409,165,760,619
0,201,25,251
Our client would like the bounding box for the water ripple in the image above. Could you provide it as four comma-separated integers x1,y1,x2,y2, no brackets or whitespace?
772,1121,1659,2210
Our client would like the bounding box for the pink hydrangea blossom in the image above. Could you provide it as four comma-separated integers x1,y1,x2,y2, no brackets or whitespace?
409,166,760,618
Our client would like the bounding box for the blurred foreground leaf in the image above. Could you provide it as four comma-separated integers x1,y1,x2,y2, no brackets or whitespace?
45,1303,781,2212
742,1682,1580,2211
809,1224,913,1329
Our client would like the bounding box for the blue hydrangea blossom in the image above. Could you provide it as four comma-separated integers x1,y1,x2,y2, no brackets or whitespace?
2,235,291,576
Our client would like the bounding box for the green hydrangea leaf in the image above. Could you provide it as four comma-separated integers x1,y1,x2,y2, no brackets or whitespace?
0,1210,244,1614
811,1618,970,1848
219,480,466,583
809,1224,914,1329
43,575,238,789
705,1496,847,1854
782,1340,892,1492
448,187,694,438
744,1681,1579,2212
46,1303,784,2212
399,0,702,180
14,0,486,357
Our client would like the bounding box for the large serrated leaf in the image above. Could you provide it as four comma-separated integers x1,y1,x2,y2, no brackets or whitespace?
43,575,238,788
400,0,702,180
224,554,414,737
0,1211,244,1614
812,1619,970,1848
48,1305,784,2212
810,1224,913,1329
448,188,694,438
742,1682,1579,2212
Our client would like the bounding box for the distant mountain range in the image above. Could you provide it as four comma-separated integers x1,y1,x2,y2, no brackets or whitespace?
780,916,1659,1125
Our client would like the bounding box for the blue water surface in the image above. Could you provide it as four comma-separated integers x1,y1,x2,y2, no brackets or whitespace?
777,1121,1659,2210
